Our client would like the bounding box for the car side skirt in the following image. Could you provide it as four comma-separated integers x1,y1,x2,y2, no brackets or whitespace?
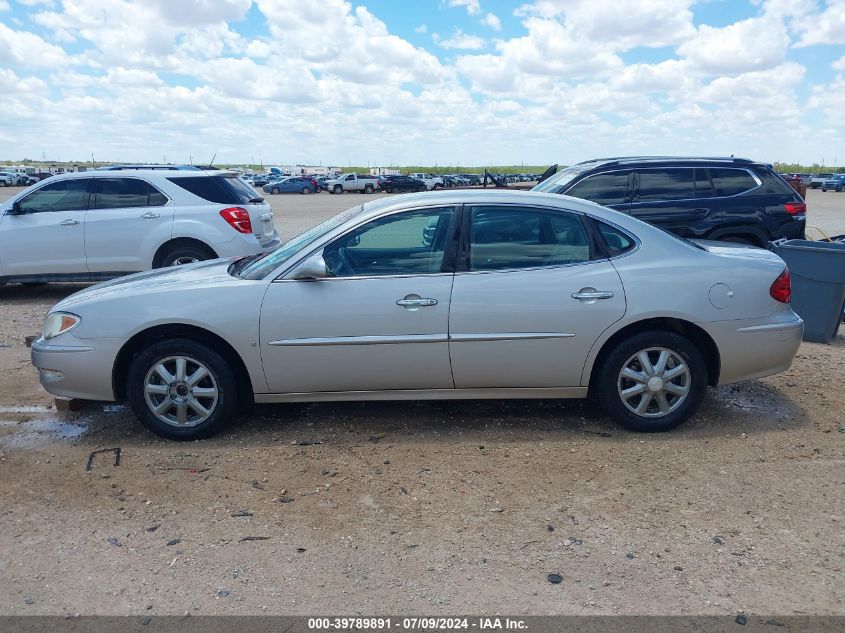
0,272,135,284
254,387,588,403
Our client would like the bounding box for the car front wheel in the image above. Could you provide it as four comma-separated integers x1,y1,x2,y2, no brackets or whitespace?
127,338,238,440
596,331,707,432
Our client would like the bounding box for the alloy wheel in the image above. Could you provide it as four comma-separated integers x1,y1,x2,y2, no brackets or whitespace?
143,355,219,427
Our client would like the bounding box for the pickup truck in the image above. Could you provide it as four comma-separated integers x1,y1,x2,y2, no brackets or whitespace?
409,173,444,191
326,173,380,194
820,174,845,192
809,173,835,189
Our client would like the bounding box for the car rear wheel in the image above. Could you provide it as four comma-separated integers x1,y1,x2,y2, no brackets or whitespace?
417,185,426,192
364,184,374,194
158,244,215,268
596,331,707,432
127,338,237,440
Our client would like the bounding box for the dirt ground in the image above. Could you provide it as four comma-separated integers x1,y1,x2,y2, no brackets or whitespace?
0,186,843,616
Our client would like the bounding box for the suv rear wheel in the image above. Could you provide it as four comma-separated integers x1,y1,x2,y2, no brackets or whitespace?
127,338,237,440
596,331,707,432
158,243,215,268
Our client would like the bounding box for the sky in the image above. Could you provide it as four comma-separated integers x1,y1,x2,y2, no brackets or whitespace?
0,0,844,167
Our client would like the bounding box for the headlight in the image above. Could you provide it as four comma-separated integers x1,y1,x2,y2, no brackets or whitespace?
42,312,81,340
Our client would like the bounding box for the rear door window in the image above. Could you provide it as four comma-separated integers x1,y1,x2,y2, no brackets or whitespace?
710,168,759,197
636,169,695,202
469,206,591,271
91,177,167,209
694,169,715,198
564,171,630,205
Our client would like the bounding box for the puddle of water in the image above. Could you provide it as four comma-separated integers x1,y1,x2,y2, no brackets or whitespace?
0,417,89,449
0,405,54,414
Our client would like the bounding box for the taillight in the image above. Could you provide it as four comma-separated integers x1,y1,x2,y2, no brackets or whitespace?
784,202,806,216
219,207,252,234
770,268,791,303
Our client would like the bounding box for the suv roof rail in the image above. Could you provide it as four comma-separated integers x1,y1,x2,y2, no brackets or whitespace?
578,156,756,167
98,164,201,171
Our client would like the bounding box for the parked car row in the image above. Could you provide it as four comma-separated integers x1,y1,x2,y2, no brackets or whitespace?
0,171,41,186
242,171,522,194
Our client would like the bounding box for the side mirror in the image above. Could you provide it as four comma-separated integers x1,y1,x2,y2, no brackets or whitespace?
6,201,23,215
291,254,328,280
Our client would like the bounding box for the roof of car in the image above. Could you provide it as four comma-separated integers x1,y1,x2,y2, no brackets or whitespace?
575,156,759,169
46,169,239,179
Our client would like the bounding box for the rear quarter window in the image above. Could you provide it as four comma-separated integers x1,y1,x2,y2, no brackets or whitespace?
167,175,257,204
564,171,630,206
709,168,759,197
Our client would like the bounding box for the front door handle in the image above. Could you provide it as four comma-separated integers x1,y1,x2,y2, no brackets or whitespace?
396,295,438,308
60,219,80,226
571,289,614,301
142,212,160,219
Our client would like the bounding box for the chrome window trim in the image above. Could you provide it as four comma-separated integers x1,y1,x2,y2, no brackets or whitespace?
623,166,762,203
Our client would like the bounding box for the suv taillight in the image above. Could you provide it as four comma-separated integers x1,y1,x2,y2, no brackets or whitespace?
219,207,252,234
770,268,791,303
784,202,806,216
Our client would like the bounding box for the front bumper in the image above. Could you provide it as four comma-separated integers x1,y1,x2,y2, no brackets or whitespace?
702,315,804,385
31,336,126,401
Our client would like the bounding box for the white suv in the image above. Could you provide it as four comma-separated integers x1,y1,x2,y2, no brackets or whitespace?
0,170,280,283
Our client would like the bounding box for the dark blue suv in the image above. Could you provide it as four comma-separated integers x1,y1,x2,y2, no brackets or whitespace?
533,157,806,246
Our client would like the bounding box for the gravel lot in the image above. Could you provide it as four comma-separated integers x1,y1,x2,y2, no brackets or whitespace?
0,186,842,616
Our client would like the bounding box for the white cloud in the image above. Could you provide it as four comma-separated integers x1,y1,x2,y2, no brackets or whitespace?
481,12,501,30
0,1,10,11
436,29,486,50
447,0,481,15
792,0,845,46
677,15,789,75
0,22,70,67
415,23,428,33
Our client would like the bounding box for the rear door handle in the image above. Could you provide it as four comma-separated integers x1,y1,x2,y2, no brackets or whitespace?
142,212,160,219
571,290,614,301
60,219,79,226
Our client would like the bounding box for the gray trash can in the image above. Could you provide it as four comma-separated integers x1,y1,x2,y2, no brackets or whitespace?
770,239,845,343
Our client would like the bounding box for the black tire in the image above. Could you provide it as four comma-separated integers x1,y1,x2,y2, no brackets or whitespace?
157,243,215,268
596,331,707,433
364,184,374,194
271,187,280,195
385,186,394,193
433,184,442,190
417,185,426,192
822,188,827,192
127,338,238,440
301,186,310,194
333,185,343,194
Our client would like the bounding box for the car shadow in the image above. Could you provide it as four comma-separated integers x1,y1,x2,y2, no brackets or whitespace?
18,377,806,450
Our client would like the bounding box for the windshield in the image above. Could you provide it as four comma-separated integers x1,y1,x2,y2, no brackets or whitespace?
236,205,364,280
531,165,588,193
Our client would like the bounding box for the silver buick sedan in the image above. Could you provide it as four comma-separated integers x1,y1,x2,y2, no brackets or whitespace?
31,190,803,440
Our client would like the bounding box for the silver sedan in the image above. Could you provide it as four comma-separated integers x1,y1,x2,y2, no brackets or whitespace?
31,190,803,440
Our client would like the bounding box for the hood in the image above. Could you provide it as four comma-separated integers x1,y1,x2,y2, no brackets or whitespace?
54,259,239,310
692,240,786,264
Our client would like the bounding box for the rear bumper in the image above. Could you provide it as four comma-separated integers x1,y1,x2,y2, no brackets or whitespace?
213,231,280,258
31,336,125,401
701,315,803,385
